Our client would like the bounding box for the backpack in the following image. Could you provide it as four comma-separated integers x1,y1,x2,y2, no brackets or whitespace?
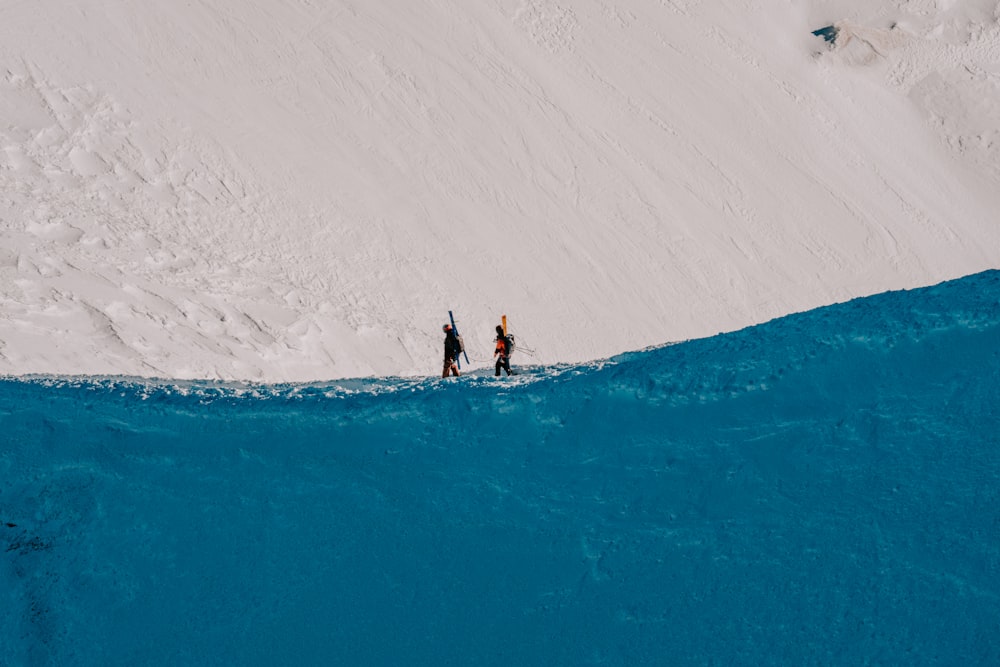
504,334,515,355
453,333,465,356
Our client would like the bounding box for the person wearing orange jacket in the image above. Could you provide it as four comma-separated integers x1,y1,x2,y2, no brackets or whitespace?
493,325,512,376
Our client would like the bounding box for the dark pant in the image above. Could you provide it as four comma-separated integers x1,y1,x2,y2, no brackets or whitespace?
495,356,511,376
443,357,460,378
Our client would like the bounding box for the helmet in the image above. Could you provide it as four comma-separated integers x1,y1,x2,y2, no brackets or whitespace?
443,324,452,332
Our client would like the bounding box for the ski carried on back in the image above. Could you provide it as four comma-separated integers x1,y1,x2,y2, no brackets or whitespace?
501,314,515,354
448,310,469,368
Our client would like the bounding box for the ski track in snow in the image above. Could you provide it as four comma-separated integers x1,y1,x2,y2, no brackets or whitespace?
0,0,998,381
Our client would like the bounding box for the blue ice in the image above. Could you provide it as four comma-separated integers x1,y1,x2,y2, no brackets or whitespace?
2,271,998,665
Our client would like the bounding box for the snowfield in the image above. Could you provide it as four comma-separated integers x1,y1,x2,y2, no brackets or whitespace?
1,0,998,381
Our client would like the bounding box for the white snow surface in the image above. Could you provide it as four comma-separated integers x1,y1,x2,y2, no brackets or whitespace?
1,0,998,381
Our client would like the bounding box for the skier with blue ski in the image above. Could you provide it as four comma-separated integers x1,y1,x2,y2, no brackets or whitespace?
442,310,467,378
442,324,463,377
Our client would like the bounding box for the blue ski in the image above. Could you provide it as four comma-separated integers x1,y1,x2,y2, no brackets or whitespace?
448,310,470,368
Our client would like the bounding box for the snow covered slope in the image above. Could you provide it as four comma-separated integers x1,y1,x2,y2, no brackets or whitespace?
2,271,998,664
1,0,998,380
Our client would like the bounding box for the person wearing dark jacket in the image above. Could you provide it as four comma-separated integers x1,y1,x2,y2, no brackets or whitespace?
442,324,462,378
493,325,512,376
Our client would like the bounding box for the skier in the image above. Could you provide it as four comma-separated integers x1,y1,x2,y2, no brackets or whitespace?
493,324,513,377
442,324,462,378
